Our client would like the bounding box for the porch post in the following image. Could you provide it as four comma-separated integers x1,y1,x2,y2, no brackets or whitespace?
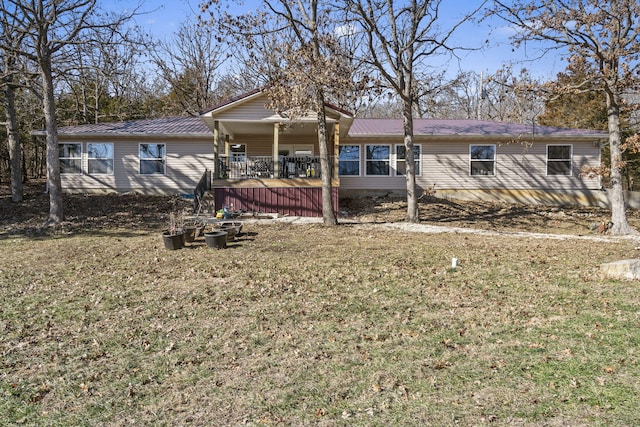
224,135,230,159
273,123,280,178
333,122,340,179
213,120,219,179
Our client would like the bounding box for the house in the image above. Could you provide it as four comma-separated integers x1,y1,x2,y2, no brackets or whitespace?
54,89,609,216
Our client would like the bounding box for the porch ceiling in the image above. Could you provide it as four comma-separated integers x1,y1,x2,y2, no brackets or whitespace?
205,118,328,139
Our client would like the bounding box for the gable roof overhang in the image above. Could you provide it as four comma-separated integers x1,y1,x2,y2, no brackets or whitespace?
199,89,354,140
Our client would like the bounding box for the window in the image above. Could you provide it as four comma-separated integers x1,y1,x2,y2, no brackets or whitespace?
547,145,572,176
59,143,82,174
230,144,246,162
87,143,114,175
338,145,360,176
365,144,391,176
396,144,421,176
139,143,166,175
279,145,314,157
470,145,496,176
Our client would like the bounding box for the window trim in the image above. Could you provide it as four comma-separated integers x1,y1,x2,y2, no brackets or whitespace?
546,144,573,176
338,145,361,177
395,144,422,177
59,143,82,175
365,144,391,177
469,144,496,176
87,142,114,175
139,143,166,175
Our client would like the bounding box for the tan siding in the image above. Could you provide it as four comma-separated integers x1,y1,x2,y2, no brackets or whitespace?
339,138,601,192
424,140,600,190
61,138,215,194
215,97,272,121
232,134,325,157
231,135,273,156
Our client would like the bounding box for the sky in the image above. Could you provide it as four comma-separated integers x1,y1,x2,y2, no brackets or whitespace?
118,0,567,81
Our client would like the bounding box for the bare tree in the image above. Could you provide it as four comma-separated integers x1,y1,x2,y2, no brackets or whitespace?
345,0,487,223
204,0,355,226
57,23,149,125
491,0,640,235
0,32,24,202
0,0,140,224
151,19,225,116
481,67,544,124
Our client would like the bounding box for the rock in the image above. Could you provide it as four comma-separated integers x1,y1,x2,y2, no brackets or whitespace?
600,259,640,280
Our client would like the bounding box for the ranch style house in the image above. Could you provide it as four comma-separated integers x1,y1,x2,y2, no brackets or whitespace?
53,89,609,217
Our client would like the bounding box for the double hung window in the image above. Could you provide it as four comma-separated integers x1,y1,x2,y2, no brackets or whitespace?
470,145,496,176
140,143,166,175
59,143,82,174
396,145,421,176
338,145,360,176
365,145,391,176
87,143,114,174
547,145,572,176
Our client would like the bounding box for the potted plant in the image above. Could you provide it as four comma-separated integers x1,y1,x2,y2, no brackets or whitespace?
204,229,227,249
163,211,186,250
183,218,199,243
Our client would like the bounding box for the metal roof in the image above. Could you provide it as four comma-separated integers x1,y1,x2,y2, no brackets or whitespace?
51,116,608,140
348,118,608,138
56,116,212,136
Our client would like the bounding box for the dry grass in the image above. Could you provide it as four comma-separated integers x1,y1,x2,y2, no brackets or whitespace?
2,184,640,426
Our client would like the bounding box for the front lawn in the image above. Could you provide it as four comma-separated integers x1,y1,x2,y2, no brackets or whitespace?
1,215,639,425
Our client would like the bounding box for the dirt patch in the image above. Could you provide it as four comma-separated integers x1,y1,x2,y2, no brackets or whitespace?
2,181,638,236
0,180,192,236
341,195,639,235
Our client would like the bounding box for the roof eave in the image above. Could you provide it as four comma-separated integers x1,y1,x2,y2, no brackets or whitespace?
346,133,608,140
55,132,212,139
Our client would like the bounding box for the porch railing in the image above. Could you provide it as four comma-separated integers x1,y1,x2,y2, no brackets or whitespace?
217,155,331,180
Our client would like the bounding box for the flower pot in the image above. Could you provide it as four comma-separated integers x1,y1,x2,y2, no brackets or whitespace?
163,231,185,250
184,226,196,243
221,221,243,236
204,231,227,249
220,226,236,242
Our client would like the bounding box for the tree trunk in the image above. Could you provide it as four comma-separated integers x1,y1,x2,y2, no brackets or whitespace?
403,97,419,223
606,93,636,235
316,90,338,226
4,80,23,202
41,53,64,224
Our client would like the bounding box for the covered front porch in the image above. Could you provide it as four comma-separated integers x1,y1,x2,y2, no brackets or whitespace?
196,90,352,217
193,167,340,217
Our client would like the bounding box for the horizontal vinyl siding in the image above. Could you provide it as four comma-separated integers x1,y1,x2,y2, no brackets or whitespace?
338,138,406,191
61,138,215,194
232,135,273,156
215,97,272,121
232,134,328,157
339,138,601,192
